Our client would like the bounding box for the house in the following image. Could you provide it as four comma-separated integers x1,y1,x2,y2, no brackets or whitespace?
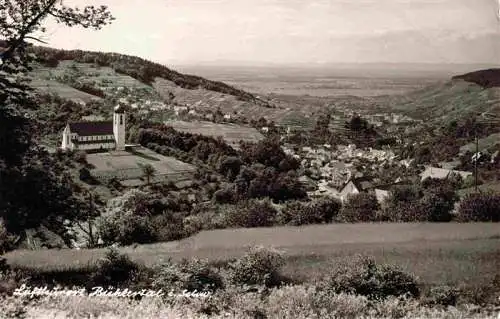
61,104,126,152
420,166,472,182
338,177,374,203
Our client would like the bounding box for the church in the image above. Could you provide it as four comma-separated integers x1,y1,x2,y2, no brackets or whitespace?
61,104,127,152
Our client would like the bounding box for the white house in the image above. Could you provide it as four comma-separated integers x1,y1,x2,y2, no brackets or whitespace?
61,104,126,152
419,166,472,182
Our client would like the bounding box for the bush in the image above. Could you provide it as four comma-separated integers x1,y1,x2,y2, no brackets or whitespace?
152,258,223,293
213,187,236,204
78,167,98,185
457,274,500,306
228,246,285,288
98,211,156,246
0,219,16,254
89,249,141,290
338,193,379,222
457,192,500,222
73,151,87,164
151,213,192,242
311,197,342,223
422,285,459,307
276,201,322,226
418,181,457,222
320,255,420,300
224,199,277,228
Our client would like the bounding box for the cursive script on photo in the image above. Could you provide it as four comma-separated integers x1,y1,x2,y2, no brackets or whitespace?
13,284,212,299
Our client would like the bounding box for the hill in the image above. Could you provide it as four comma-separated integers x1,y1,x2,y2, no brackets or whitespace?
30,45,269,106
452,68,500,89
382,74,500,124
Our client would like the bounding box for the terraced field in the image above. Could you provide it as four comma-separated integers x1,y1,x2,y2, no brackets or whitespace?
32,61,151,89
164,120,264,148
28,78,101,103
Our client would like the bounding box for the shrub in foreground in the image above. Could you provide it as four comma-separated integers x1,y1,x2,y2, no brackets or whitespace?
228,246,285,288
422,285,459,307
320,255,420,300
152,258,224,294
88,249,141,290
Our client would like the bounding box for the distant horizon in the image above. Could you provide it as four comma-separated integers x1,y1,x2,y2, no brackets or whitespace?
42,0,500,66
169,60,500,78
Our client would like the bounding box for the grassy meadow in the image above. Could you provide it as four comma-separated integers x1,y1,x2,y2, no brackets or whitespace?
4,223,500,288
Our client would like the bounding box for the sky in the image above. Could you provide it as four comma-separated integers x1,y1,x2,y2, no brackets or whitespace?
40,0,500,66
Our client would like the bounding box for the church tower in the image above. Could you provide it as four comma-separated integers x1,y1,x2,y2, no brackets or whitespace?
113,104,126,151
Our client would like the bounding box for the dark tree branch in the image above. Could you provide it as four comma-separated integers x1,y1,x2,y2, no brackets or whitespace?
24,36,48,44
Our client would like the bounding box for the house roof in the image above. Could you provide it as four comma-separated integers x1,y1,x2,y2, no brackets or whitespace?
420,167,451,180
340,177,374,194
69,121,113,136
420,166,472,181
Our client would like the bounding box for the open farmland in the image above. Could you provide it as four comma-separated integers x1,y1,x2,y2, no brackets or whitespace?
5,223,500,287
32,61,151,90
165,120,265,148
28,78,102,103
154,78,328,127
86,146,196,185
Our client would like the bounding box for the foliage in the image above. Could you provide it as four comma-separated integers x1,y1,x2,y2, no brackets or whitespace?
223,199,278,228
240,137,299,172
152,258,224,293
0,0,113,252
311,197,342,223
150,212,193,242
1,149,90,246
141,163,156,185
422,285,459,307
276,200,327,226
382,180,458,222
0,219,16,255
88,248,140,290
98,209,155,246
457,192,500,222
320,255,420,300
30,46,267,105
228,246,286,288
338,193,379,222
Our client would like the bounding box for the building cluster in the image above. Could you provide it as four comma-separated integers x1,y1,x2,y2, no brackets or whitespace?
284,142,473,206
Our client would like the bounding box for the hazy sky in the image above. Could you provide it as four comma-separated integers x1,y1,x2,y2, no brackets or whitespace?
41,0,500,65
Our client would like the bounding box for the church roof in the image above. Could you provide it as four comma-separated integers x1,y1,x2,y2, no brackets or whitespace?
69,121,113,136
73,138,116,145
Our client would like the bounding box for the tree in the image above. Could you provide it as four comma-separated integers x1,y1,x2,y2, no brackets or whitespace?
0,1,114,250
0,1,114,65
339,193,379,222
141,164,156,185
457,192,500,222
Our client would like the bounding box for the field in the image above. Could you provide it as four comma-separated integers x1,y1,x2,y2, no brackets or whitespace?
5,223,500,287
32,61,151,90
165,120,265,148
173,65,447,97
86,146,196,184
28,78,102,103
